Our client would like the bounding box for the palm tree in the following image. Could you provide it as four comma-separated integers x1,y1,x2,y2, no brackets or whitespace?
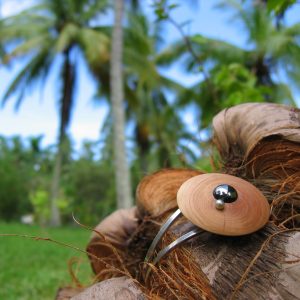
1,0,110,225
157,0,300,126
95,13,193,175
123,13,194,173
110,0,132,209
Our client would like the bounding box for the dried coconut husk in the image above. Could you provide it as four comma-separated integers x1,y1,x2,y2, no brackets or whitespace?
86,168,203,278
129,214,300,300
84,103,300,299
212,103,300,164
55,287,84,300
86,207,139,277
213,103,300,225
71,277,146,300
132,103,300,299
136,168,203,216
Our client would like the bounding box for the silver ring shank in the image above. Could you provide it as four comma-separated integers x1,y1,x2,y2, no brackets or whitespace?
144,227,202,282
152,228,202,265
144,208,182,262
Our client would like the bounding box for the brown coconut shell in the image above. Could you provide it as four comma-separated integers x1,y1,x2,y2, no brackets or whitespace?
136,168,203,216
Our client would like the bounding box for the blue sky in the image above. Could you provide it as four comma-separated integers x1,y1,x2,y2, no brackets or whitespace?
0,0,299,150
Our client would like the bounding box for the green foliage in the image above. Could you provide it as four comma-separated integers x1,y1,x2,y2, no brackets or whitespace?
196,63,266,125
122,13,196,172
64,143,117,225
30,188,71,225
1,0,112,224
212,63,266,106
161,1,299,129
30,190,50,225
66,161,116,225
152,0,179,21
0,136,116,225
176,62,269,128
0,1,300,225
195,156,214,173
267,0,296,15
0,137,34,220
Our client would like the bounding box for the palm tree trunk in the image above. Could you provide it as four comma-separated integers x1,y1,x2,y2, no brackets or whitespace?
135,124,150,174
158,145,171,168
110,0,132,209
49,146,62,226
49,48,74,226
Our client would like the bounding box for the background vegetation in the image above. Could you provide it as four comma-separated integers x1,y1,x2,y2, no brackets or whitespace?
0,0,298,226
0,0,299,298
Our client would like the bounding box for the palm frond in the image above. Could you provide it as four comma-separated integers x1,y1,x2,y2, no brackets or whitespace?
5,33,51,61
155,40,187,66
215,0,253,36
80,0,111,23
2,47,53,110
77,27,110,68
55,23,79,52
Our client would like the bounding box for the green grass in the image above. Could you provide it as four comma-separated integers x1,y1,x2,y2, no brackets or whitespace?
0,223,93,300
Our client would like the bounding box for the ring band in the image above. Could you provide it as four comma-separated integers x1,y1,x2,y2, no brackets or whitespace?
152,228,202,266
144,208,203,281
145,208,182,263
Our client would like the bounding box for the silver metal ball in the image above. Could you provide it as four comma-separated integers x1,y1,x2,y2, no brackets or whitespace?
213,184,238,203
215,199,225,210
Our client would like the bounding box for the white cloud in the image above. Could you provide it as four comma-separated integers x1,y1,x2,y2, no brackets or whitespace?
1,0,34,17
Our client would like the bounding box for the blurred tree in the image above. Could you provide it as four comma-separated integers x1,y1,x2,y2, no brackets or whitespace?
267,0,297,16
99,13,194,174
123,14,195,172
0,136,39,220
157,0,300,127
64,142,116,225
266,0,297,29
110,0,133,209
1,0,110,225
0,21,5,61
94,12,193,174
0,135,117,224
96,12,197,175
1,0,300,224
